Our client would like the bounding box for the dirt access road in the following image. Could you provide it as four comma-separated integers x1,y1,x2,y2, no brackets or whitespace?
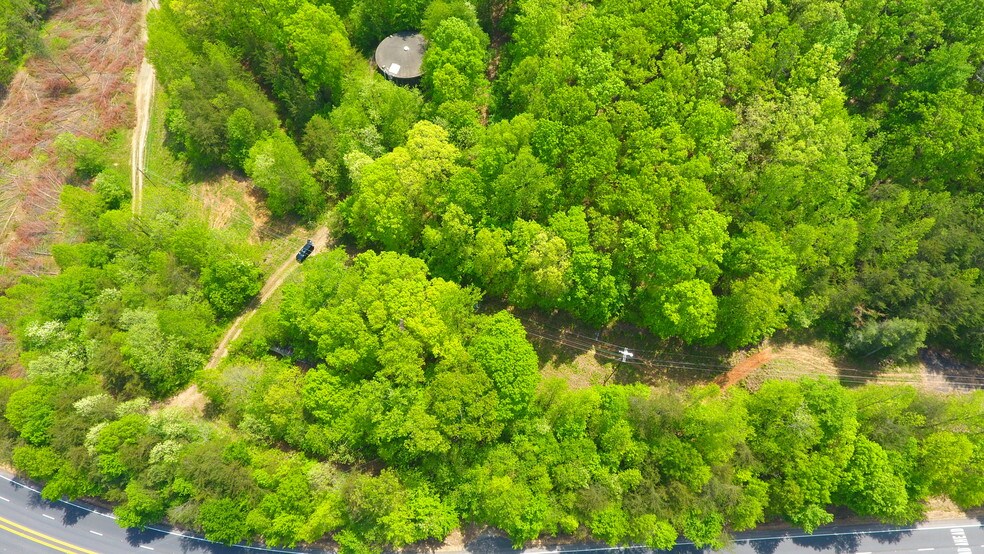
129,0,158,215
205,226,331,369
126,0,329,376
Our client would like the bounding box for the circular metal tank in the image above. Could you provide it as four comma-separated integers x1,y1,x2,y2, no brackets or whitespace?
374,31,427,82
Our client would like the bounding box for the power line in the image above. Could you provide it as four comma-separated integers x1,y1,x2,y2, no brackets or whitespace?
521,323,984,390
517,313,728,361
518,316,984,387
523,319,984,387
523,329,727,375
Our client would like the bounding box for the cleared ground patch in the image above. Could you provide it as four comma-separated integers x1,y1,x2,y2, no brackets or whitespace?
141,86,320,276
510,306,730,391
739,341,984,393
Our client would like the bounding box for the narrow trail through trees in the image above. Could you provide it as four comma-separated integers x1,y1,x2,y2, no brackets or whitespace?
129,0,158,215
205,226,330,370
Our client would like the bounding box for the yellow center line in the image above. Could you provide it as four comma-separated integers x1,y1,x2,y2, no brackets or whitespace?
0,515,99,554
0,521,82,554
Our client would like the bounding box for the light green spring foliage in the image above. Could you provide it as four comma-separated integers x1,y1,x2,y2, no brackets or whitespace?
202,250,984,548
0,0,55,87
285,2,353,102
199,258,263,318
5,237,984,550
2,0,984,550
0,178,263,402
127,0,984,359
342,121,459,251
245,131,323,220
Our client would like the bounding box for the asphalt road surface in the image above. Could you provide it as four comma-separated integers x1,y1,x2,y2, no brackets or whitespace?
0,471,319,554
671,520,984,554
473,520,984,554
1,469,983,554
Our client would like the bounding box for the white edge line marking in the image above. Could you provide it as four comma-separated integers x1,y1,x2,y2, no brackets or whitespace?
0,473,311,553
2,472,983,553
42,514,55,520
918,549,934,551
723,524,984,546
139,546,154,551
89,530,103,536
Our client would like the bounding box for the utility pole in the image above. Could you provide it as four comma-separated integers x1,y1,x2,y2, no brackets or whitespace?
604,347,633,384
620,347,634,363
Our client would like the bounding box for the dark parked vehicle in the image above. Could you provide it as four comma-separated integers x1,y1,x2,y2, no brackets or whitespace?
296,240,315,262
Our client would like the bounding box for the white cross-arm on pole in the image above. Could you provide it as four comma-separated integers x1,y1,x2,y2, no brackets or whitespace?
619,348,634,363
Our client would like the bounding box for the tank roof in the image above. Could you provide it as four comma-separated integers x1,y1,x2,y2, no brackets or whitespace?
374,31,426,80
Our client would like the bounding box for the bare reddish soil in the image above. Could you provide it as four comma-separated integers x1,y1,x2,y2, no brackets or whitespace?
716,347,774,389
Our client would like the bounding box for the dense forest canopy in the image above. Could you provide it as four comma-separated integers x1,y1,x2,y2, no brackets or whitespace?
5,240,984,550
1,0,984,551
143,0,984,361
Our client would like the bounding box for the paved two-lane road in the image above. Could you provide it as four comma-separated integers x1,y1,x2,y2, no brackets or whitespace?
439,519,984,554
0,471,317,553
2,468,983,553
668,520,984,554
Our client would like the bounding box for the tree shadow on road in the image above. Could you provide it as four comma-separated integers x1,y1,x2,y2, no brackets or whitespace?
126,526,169,548
791,533,859,553
869,529,912,545
668,544,706,554
24,490,49,510
747,538,782,554
55,501,92,526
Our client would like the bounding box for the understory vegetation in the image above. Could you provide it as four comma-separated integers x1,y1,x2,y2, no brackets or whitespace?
1,0,984,550
0,0,56,88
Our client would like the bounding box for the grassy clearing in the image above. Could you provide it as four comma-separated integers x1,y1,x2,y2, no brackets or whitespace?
538,349,613,390
744,343,842,390
143,87,187,186
737,340,984,394
140,84,331,278
506,305,729,391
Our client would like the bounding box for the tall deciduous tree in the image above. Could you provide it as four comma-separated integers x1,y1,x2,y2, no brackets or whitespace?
200,258,263,318
285,3,353,103
246,130,322,219
343,121,459,251
467,311,539,422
